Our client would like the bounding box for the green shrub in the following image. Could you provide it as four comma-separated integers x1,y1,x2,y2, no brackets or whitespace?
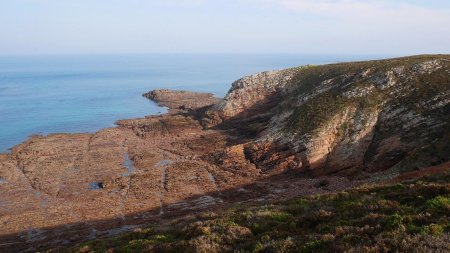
153,233,176,242
251,223,271,235
271,212,292,223
301,240,324,253
124,239,152,252
286,93,347,135
426,196,450,212
383,213,404,231
421,224,445,235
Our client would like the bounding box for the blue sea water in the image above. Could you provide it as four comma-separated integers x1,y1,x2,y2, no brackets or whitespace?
0,54,386,152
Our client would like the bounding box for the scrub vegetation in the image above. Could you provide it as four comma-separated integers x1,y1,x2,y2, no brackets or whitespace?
63,172,450,253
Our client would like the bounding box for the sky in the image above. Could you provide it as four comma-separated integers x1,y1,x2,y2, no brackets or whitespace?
0,0,449,55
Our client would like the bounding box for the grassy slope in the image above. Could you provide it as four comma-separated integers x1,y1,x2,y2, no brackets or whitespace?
284,55,450,136
62,171,450,253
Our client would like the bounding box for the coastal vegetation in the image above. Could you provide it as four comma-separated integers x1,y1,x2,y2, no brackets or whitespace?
64,172,450,253
284,55,450,137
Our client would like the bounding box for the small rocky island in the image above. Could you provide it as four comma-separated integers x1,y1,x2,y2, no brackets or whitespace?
0,55,449,252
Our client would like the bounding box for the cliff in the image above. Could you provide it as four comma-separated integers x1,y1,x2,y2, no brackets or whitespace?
0,55,449,252
204,55,450,176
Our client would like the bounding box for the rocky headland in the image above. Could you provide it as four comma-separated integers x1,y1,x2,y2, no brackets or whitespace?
0,55,449,252
142,89,221,111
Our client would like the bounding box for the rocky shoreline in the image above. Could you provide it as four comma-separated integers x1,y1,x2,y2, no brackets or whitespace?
0,55,449,252
0,89,360,252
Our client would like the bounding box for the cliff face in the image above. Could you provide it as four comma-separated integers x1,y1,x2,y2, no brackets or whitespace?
1,55,449,251
203,69,297,126
205,55,450,176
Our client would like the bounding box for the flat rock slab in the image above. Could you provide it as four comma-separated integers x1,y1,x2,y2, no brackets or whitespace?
143,89,221,110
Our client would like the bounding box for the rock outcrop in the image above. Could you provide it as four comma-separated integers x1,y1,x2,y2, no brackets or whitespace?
203,70,297,126
205,55,450,176
143,89,220,111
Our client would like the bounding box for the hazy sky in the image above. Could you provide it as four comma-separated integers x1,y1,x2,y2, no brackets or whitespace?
0,0,449,55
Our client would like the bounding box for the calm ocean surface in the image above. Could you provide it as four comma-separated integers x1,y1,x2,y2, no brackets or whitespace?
0,54,385,152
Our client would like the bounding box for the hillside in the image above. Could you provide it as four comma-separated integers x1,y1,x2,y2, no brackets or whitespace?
65,168,450,253
0,55,449,252
205,55,450,176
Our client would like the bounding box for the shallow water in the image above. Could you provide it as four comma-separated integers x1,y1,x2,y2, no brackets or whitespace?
0,54,386,152
89,182,104,190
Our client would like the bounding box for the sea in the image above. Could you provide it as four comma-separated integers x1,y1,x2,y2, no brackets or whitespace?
0,54,387,152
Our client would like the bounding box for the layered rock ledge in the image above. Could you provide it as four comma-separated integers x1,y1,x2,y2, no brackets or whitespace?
143,89,221,111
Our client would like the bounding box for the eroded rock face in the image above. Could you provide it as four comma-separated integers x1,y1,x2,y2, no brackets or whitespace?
203,69,296,126
206,56,450,176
